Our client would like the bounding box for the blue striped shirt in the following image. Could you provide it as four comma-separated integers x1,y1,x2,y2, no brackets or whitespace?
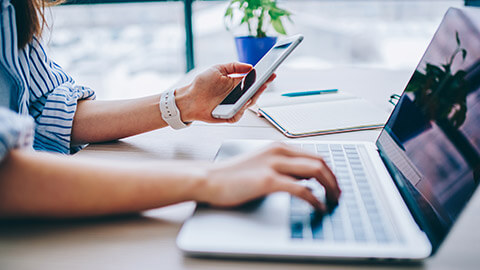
0,0,95,162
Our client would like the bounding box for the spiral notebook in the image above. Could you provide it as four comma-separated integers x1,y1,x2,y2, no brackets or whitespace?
250,91,390,138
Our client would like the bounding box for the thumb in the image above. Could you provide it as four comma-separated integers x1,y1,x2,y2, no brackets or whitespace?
217,62,253,76
230,75,245,86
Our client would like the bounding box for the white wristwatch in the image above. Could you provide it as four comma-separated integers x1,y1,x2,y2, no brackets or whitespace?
159,89,191,130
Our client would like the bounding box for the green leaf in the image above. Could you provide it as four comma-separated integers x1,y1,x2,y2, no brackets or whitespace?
274,6,291,16
268,7,287,18
268,10,278,20
271,18,286,35
461,49,467,60
224,7,233,18
455,31,461,46
452,70,467,82
251,0,262,7
426,63,445,78
405,70,427,93
240,13,250,24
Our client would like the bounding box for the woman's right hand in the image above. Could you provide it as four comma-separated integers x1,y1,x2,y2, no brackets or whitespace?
175,62,275,124
195,143,341,212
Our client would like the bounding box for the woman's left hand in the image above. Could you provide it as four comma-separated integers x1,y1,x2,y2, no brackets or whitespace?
175,62,276,124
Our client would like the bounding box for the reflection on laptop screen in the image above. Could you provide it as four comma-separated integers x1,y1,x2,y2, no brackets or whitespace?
376,8,480,249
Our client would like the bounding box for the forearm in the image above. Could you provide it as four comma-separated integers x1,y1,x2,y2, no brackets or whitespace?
0,150,207,218
71,95,167,144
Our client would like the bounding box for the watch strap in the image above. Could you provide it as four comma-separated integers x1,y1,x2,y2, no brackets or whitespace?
159,89,190,130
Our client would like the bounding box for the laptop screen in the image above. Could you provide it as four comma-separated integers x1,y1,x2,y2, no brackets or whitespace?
376,7,480,251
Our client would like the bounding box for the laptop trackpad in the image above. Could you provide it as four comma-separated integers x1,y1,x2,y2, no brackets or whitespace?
177,192,291,252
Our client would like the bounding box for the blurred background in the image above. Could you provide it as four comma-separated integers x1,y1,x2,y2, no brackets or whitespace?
42,0,469,99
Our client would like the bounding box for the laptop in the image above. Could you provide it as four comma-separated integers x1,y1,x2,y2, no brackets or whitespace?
177,7,480,261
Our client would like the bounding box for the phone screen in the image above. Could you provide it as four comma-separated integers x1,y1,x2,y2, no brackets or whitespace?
220,42,293,105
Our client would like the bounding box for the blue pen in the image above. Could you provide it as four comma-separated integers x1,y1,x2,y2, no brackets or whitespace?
281,89,338,97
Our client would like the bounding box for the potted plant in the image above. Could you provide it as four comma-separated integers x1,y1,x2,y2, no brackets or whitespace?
224,0,292,65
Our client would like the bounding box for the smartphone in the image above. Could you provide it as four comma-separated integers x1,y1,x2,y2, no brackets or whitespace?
212,34,304,119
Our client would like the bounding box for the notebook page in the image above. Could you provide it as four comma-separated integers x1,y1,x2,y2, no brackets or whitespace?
260,98,389,136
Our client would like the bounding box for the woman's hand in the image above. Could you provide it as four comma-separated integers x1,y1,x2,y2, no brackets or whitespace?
195,143,341,212
175,62,276,124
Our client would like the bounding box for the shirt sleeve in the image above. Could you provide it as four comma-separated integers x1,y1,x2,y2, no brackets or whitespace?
25,38,96,154
0,107,34,163
1,0,95,155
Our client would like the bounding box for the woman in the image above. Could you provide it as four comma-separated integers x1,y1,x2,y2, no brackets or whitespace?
0,0,340,218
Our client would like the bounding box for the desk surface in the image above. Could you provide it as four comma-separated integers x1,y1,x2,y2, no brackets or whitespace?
1,67,479,270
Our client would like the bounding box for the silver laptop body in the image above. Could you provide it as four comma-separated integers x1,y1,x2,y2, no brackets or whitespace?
177,7,480,261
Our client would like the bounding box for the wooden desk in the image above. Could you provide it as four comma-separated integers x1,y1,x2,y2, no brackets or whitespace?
1,67,479,270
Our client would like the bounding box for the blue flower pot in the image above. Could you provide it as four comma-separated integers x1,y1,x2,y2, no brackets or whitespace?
234,36,277,66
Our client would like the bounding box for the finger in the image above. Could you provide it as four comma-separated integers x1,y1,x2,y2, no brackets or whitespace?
271,156,340,204
268,144,340,202
206,104,249,124
273,144,338,188
241,74,275,110
273,175,327,212
247,83,269,107
227,107,247,123
218,62,253,75
227,96,255,123
265,73,276,83
229,76,246,88
225,72,275,114
252,73,276,98
256,74,276,91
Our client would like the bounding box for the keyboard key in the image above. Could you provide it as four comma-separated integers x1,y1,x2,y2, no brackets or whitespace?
350,163,364,169
310,212,325,239
353,233,367,242
332,150,344,155
316,144,329,152
302,144,316,154
352,171,366,178
349,160,362,166
336,172,350,179
312,226,324,240
347,153,360,159
355,175,368,181
288,143,302,149
323,155,332,159
331,221,346,241
291,221,304,239
374,228,390,243
290,196,312,215
333,229,346,241
330,144,343,151
335,168,349,175
356,181,368,188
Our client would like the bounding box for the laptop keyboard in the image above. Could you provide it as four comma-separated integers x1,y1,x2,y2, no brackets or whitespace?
289,143,395,244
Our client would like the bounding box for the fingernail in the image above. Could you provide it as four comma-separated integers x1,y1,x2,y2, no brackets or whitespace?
317,202,327,213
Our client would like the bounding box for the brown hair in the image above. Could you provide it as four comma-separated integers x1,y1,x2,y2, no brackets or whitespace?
11,0,63,49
